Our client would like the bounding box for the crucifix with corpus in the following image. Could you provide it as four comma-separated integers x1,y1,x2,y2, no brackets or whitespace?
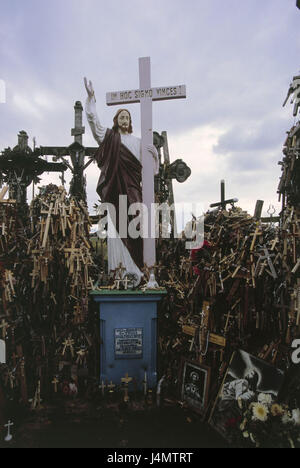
84,57,186,286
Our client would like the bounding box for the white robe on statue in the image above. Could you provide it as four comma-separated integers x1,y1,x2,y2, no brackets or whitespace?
86,96,145,283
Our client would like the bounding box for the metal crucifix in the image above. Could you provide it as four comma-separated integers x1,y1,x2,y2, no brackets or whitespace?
40,101,98,203
106,56,186,268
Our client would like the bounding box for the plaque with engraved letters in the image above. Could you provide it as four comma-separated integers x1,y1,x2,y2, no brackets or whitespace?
114,328,143,359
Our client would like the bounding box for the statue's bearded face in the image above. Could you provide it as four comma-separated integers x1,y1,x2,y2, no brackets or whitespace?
117,110,130,133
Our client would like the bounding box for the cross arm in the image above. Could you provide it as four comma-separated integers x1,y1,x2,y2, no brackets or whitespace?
210,198,238,208
39,145,98,157
106,85,186,106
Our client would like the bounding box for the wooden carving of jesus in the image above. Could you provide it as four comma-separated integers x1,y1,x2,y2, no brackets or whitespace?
84,78,159,284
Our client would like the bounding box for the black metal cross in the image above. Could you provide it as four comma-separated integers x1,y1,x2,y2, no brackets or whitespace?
0,131,67,207
210,180,238,210
39,101,98,203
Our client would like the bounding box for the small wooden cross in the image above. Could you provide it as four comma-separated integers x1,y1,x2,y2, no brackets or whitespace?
112,278,122,290
224,310,235,334
31,380,42,410
121,373,132,402
42,202,54,249
188,336,195,352
52,376,59,393
107,381,116,393
249,226,263,252
76,348,87,365
0,319,9,339
115,263,126,279
121,373,133,385
100,380,106,396
62,336,75,357
122,276,130,290
50,292,57,305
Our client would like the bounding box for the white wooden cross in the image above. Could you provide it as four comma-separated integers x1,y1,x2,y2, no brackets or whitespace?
106,57,186,267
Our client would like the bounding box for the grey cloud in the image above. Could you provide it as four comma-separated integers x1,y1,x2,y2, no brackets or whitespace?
213,118,287,155
0,0,297,219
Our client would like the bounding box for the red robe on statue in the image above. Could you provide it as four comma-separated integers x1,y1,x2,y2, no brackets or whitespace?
94,128,144,271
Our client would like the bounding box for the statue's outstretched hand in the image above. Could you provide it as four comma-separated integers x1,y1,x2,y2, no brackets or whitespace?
147,144,158,161
147,144,159,175
84,77,95,100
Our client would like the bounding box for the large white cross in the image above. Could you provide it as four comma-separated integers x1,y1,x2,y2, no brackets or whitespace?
106,57,186,267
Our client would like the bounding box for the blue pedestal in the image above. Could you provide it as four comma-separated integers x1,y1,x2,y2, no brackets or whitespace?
91,289,166,390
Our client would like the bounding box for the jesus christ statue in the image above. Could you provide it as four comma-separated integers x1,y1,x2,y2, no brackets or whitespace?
84,78,159,285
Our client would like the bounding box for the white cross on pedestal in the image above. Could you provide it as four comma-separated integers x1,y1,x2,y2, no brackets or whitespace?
106,57,186,268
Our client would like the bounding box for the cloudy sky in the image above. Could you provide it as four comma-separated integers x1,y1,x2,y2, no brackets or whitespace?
0,0,299,225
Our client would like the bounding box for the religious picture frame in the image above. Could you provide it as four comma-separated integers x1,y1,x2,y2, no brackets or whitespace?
180,359,211,418
208,349,285,444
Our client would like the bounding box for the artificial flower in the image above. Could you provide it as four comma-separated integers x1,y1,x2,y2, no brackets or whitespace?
252,402,269,422
271,403,284,417
257,393,273,407
292,408,300,426
282,411,293,425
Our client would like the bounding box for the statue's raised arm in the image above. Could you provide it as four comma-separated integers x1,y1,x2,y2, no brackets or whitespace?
84,77,96,101
84,77,107,145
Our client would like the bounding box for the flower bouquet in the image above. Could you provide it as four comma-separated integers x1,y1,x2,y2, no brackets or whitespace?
234,393,300,448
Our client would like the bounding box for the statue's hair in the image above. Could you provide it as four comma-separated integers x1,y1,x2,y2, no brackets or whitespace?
112,108,133,134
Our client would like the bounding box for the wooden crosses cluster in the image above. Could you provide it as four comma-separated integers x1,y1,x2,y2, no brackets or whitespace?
0,184,97,406
278,124,300,208
156,193,299,384
277,123,300,344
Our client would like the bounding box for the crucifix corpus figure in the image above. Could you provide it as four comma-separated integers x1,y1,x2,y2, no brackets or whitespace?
84,57,186,285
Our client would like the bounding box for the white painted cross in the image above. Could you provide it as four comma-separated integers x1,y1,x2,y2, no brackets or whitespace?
0,339,5,364
106,57,186,267
4,420,14,442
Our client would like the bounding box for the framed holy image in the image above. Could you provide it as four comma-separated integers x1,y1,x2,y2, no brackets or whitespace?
208,349,285,443
180,359,211,417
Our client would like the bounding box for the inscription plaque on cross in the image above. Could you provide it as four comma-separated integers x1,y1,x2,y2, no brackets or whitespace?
106,56,186,267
